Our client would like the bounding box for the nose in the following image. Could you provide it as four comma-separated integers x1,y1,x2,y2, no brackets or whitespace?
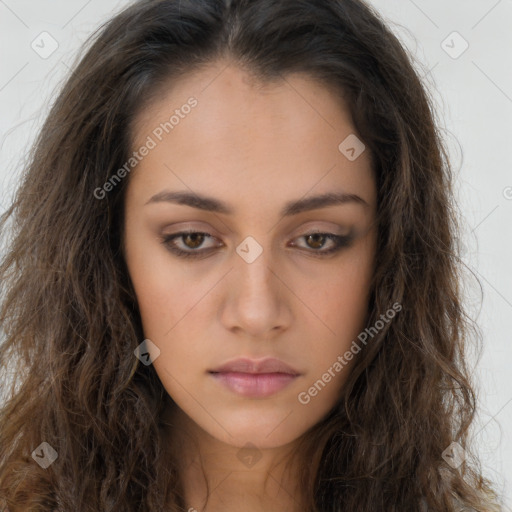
218,245,293,339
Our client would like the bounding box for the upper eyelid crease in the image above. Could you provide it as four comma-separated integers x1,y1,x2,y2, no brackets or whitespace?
145,190,369,216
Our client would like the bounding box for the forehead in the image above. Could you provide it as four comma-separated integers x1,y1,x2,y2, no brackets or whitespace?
128,61,375,210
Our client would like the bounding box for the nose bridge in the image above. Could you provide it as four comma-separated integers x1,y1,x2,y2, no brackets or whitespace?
234,237,278,301
220,235,290,336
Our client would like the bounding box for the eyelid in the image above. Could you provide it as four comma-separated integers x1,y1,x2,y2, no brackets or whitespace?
287,232,352,255
161,229,353,259
163,230,222,251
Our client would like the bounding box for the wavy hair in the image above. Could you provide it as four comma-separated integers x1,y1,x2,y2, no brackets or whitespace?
0,0,504,510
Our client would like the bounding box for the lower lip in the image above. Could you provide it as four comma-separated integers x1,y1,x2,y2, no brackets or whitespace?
209,372,298,398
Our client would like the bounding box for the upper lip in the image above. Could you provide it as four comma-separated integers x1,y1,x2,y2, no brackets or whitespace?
209,357,301,375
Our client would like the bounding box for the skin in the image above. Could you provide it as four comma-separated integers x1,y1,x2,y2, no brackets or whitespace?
123,60,377,512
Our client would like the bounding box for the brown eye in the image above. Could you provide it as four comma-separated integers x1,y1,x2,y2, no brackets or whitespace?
162,230,353,260
162,231,220,258
182,233,206,249
290,232,354,257
305,233,328,249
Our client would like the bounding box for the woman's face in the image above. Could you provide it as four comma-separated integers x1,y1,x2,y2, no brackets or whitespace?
123,61,377,450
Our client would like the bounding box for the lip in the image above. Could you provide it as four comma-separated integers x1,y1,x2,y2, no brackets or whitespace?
208,357,301,398
209,357,301,375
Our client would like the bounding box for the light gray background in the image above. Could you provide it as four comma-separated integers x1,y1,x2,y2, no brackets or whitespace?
0,0,511,508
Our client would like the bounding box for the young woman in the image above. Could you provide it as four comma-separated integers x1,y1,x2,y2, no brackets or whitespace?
0,0,504,510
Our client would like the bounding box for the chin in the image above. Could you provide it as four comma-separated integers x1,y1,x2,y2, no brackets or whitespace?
197,412,310,450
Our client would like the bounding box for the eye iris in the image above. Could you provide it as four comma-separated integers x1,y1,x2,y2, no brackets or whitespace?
184,233,204,249
306,233,326,249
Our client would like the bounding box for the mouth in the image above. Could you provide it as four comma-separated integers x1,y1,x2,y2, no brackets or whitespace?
208,357,302,398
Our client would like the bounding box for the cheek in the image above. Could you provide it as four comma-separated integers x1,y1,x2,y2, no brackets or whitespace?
300,248,374,383
128,265,208,390
327,262,372,337
124,235,217,394
124,225,204,338
126,253,174,337
130,269,212,351
307,247,374,336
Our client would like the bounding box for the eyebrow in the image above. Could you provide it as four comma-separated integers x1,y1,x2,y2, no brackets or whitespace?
145,190,369,216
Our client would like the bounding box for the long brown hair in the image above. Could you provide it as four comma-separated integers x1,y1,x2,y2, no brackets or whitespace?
0,0,503,510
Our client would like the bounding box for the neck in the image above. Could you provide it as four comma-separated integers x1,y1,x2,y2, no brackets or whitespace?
163,404,305,512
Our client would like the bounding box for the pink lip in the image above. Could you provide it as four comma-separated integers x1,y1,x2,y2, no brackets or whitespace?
209,357,300,375
210,372,298,398
208,357,301,398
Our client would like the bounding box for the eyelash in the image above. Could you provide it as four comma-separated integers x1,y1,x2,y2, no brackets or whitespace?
161,230,353,259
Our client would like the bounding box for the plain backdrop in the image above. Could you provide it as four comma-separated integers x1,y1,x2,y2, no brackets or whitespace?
0,0,511,508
